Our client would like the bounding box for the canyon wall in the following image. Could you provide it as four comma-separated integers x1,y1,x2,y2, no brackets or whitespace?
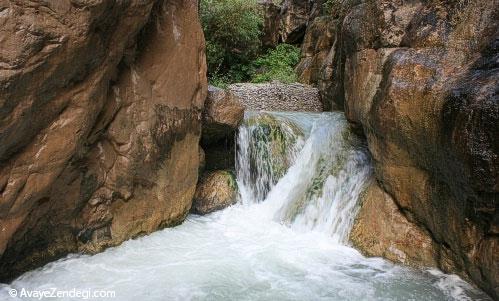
284,0,498,297
0,0,206,280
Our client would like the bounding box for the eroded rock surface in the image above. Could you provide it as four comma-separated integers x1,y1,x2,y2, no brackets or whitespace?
192,170,238,215
350,182,437,267
296,0,498,297
0,0,206,280
261,0,320,47
295,16,337,86
202,85,245,145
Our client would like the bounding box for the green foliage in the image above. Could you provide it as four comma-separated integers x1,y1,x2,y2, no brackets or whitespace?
200,0,263,85
200,0,302,86
250,44,301,83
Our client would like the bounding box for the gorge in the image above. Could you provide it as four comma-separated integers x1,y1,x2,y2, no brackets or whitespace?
0,0,497,300
1,111,491,300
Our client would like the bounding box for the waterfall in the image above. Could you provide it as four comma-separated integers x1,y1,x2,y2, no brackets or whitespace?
235,111,372,243
1,111,488,301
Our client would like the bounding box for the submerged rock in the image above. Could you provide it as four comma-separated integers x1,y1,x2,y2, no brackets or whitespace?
192,170,238,215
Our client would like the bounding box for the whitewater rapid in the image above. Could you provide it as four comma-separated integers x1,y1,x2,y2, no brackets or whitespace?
0,112,490,301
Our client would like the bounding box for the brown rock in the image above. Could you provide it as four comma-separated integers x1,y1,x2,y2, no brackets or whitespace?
351,182,437,267
192,170,238,215
342,1,499,298
0,0,207,280
280,0,316,44
296,16,337,85
202,85,245,145
294,0,498,297
261,1,282,48
260,0,319,47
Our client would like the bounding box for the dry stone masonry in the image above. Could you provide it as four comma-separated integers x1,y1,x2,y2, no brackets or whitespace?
228,82,323,112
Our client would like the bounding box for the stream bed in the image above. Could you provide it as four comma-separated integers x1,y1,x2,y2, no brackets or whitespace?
0,112,490,301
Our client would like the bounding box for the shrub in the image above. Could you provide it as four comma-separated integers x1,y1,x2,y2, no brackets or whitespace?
251,44,301,83
200,0,263,85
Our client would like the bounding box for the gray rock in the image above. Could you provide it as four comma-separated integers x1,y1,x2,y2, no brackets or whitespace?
228,82,322,112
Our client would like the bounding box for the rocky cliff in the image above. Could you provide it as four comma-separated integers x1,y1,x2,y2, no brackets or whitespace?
289,0,498,297
0,0,206,280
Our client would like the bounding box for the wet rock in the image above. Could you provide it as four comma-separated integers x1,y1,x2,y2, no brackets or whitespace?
192,170,238,215
0,0,207,280
351,182,437,267
228,82,322,112
202,85,245,145
294,0,498,297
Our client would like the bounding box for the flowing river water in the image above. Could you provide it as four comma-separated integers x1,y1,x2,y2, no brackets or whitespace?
0,112,490,300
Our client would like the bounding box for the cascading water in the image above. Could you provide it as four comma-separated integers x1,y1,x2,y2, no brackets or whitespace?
236,112,371,243
0,112,489,301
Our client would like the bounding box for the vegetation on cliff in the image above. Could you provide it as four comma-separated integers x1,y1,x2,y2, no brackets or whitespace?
251,44,300,83
200,0,300,87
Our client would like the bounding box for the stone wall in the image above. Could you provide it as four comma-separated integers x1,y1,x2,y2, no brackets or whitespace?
228,82,323,112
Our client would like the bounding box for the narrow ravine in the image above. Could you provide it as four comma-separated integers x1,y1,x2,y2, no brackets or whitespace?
0,112,489,301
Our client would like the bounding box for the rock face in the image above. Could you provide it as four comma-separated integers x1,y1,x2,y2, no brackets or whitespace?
202,86,245,145
200,86,244,173
296,0,498,297
0,0,207,280
192,170,238,215
295,16,337,86
228,82,323,112
261,0,320,47
261,1,282,48
350,182,437,267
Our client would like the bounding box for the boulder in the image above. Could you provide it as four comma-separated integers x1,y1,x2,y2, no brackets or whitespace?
202,85,245,145
192,170,238,215
0,0,207,280
350,182,437,267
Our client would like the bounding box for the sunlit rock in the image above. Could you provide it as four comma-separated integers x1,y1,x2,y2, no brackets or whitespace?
192,170,238,215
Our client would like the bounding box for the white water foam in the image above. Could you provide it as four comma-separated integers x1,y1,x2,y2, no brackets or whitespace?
236,112,371,243
0,112,490,301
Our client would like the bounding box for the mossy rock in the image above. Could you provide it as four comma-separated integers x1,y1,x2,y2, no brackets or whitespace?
244,113,304,182
192,170,238,215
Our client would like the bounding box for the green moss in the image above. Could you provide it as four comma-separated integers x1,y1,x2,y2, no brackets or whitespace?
245,113,304,181
223,170,238,191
